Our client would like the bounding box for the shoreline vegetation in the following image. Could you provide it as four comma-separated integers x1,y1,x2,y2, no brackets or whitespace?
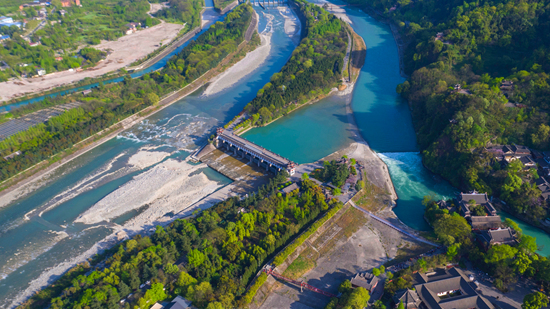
346,0,550,236
226,0,349,134
0,21,203,107
19,173,344,309
0,4,258,201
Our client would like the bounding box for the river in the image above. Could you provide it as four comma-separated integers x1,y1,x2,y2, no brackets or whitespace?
0,6,299,307
0,2,221,113
243,0,550,256
3,1,550,306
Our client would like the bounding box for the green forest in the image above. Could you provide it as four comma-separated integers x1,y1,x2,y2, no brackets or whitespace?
0,4,254,182
422,197,550,292
235,0,347,128
20,174,344,309
213,0,234,11
153,0,203,26
342,0,550,223
0,0,207,80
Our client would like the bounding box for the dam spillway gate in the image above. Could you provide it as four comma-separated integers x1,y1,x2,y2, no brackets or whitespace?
215,128,296,175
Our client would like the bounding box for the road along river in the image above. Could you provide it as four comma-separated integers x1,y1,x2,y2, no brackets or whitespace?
0,6,301,307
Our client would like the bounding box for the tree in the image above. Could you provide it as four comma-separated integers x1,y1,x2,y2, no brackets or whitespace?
177,271,197,288
522,292,549,309
332,188,341,196
485,245,518,264
372,268,381,276
374,300,386,309
433,214,471,245
302,173,309,180
188,249,206,268
118,281,131,298
446,243,460,260
398,300,405,309
505,218,522,236
147,93,160,105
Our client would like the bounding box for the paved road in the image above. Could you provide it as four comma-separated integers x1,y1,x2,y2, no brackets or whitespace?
350,200,439,247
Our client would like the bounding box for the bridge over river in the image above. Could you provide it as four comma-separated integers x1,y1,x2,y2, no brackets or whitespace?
215,128,297,175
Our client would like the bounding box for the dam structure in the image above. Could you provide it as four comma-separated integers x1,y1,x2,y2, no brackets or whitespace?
216,128,296,175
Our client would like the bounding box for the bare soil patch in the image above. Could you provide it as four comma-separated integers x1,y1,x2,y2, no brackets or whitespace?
0,22,184,102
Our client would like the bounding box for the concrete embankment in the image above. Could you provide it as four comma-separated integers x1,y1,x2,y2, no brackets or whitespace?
218,0,239,14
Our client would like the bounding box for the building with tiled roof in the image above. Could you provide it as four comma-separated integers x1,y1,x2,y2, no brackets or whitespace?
413,268,494,309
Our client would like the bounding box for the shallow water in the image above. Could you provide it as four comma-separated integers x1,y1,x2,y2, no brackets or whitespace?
0,7,298,306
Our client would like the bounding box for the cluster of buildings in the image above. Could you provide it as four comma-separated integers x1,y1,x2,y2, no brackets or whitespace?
392,268,494,309
125,22,141,35
19,0,51,10
0,16,24,29
438,191,517,250
486,144,550,201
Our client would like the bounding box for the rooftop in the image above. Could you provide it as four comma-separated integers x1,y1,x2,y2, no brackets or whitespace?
393,289,421,309
413,268,494,309
350,271,379,291
478,228,517,247
280,183,299,194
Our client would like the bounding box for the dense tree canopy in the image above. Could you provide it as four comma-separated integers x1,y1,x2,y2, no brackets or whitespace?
343,0,550,222
238,0,347,127
20,174,343,309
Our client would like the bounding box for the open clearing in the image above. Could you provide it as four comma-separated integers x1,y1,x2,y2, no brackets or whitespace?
256,205,427,309
0,22,184,102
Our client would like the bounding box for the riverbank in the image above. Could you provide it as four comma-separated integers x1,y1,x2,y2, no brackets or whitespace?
0,18,261,207
203,12,268,97
0,22,186,103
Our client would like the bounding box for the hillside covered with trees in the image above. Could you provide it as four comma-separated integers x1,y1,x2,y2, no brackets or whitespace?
0,4,254,182
20,174,343,309
342,0,550,222
231,0,347,130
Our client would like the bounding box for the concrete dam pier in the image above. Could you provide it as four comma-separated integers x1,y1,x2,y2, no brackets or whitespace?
215,128,296,175
196,128,296,184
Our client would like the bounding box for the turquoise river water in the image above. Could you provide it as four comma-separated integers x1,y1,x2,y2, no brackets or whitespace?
1,2,550,307
244,0,550,255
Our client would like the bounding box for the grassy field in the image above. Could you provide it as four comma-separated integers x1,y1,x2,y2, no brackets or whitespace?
282,247,318,280
352,175,390,213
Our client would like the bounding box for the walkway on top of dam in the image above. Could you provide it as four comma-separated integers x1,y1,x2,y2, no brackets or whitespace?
217,128,296,170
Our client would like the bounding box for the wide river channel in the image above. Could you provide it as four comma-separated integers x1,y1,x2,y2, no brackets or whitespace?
1,1,550,307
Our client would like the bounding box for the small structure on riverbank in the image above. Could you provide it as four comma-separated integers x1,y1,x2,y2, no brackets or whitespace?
477,228,517,250
350,271,379,292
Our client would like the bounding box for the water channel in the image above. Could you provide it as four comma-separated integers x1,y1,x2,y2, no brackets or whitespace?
0,6,298,306
2,1,550,307
244,0,550,255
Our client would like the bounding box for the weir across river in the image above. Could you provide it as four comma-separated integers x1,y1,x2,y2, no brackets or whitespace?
216,128,296,175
